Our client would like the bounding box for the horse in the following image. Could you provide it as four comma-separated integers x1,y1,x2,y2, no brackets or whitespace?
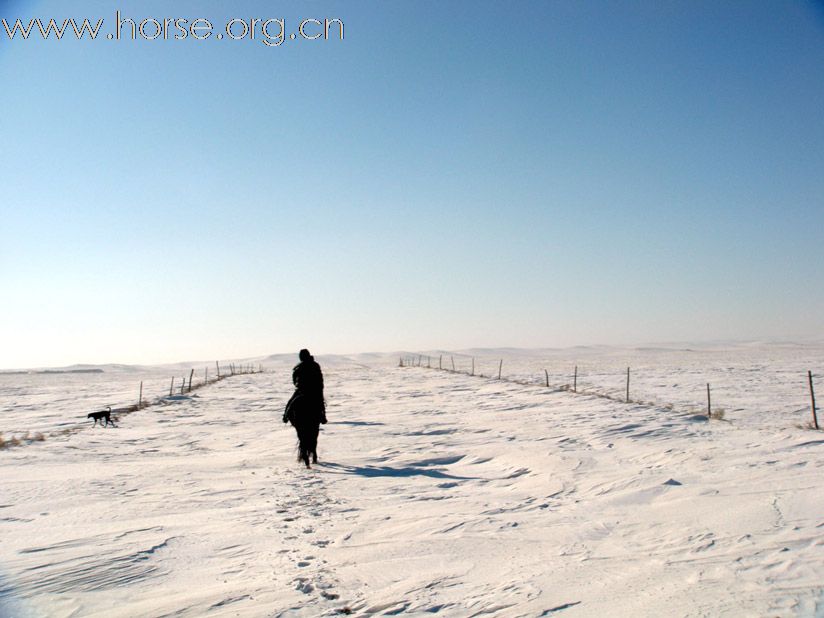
283,392,326,468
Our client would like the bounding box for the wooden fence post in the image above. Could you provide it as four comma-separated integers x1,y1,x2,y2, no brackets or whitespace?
498,359,503,380
169,377,174,396
471,357,475,376
574,366,578,393
810,371,819,430
545,369,549,387
707,383,711,420
451,356,455,371
205,367,208,385
188,369,194,392
626,367,630,403
138,381,143,409
439,355,443,370
216,361,220,379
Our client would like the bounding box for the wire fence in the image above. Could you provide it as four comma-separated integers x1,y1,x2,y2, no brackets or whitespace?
0,362,265,450
400,351,821,431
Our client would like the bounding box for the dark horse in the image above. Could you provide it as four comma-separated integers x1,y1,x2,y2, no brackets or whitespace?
283,349,327,468
283,392,325,467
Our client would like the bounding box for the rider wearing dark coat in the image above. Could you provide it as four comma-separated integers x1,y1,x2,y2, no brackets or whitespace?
283,349,327,467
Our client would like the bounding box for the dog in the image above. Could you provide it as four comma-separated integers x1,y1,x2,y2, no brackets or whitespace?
87,406,115,427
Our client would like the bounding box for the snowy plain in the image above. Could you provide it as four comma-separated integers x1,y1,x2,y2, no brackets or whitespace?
1,344,823,617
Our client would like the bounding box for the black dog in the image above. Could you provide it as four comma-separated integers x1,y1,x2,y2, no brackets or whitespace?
87,406,115,427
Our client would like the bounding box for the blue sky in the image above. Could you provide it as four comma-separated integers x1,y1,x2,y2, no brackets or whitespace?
1,1,823,368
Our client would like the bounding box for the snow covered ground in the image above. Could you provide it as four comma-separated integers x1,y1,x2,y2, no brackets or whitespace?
1,346,823,616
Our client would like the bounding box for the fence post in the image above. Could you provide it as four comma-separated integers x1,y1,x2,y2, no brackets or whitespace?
138,381,143,409
498,359,503,380
216,361,220,379
471,357,475,376
574,366,578,393
451,356,455,371
205,367,208,385
188,368,194,392
810,371,819,430
439,355,442,370
707,383,711,420
545,369,549,387
169,377,174,396
626,367,630,403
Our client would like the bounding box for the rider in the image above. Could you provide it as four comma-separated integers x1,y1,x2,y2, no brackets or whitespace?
283,349,327,467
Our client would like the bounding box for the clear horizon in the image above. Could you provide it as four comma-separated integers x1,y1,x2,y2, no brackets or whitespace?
2,336,823,372
2,0,823,370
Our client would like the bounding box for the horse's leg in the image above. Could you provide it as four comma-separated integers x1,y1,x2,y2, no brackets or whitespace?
310,424,319,463
296,425,311,468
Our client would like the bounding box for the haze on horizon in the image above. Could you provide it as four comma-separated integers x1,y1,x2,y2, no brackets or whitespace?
1,1,823,370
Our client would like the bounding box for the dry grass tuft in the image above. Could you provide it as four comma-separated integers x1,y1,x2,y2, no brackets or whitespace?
709,408,726,420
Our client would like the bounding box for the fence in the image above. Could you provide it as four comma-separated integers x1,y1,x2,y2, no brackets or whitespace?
0,362,265,450
400,352,820,431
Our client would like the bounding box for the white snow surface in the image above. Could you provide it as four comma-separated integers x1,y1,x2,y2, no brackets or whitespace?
1,345,823,617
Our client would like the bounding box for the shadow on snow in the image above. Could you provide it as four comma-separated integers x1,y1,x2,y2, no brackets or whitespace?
317,462,476,480
327,420,386,427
